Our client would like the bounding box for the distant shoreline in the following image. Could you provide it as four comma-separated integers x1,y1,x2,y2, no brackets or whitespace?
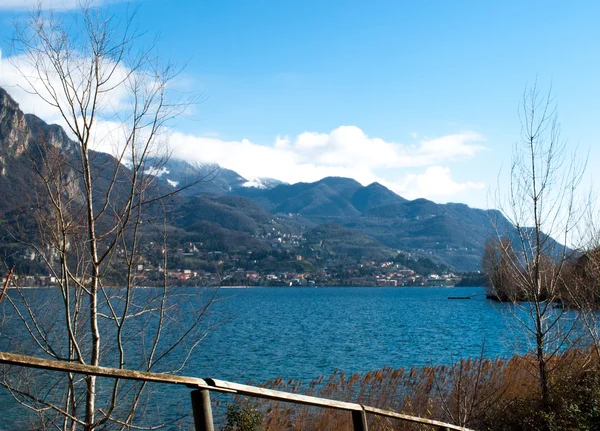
8,285,484,290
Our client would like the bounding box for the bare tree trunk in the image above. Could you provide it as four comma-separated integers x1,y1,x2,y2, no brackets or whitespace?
1,4,213,429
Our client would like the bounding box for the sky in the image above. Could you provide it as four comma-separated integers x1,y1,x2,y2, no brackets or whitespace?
0,0,598,209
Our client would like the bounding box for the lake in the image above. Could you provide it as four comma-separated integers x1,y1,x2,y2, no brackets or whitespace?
0,286,518,428
186,286,513,383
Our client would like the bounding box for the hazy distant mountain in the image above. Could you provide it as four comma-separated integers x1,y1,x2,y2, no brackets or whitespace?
351,200,504,270
145,158,245,194
230,178,508,270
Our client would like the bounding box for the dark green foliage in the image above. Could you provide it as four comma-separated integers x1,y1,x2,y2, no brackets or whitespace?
456,272,488,287
393,252,448,275
272,180,362,217
173,195,273,235
222,398,264,431
350,182,406,212
181,221,269,253
304,223,394,261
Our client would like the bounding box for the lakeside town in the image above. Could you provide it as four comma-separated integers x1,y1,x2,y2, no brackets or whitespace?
4,222,477,288
10,266,466,288
9,239,471,288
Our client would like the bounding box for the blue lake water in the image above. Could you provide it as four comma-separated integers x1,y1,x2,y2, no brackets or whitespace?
0,286,519,428
186,286,512,383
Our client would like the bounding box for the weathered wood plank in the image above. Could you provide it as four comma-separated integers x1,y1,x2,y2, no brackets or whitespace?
363,406,473,431
0,352,210,388
206,378,363,411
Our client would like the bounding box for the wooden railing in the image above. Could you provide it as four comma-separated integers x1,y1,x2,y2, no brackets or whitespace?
0,351,474,431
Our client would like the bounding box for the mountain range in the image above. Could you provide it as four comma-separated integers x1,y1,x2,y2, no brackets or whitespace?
0,86,529,272
148,153,511,270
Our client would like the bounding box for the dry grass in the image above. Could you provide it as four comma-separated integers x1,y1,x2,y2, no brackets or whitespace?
228,349,600,430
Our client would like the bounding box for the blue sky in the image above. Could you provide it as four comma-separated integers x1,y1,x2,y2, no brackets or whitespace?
0,0,598,209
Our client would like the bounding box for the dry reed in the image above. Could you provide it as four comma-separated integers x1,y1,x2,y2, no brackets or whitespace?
227,348,600,430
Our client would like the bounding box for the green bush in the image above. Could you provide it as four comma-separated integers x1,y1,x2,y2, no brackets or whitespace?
222,398,264,431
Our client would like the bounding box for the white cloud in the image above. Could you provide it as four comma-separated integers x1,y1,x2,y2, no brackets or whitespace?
0,51,62,124
1,49,172,161
0,50,133,128
169,126,485,175
385,166,485,200
166,127,487,203
242,179,267,189
417,132,484,159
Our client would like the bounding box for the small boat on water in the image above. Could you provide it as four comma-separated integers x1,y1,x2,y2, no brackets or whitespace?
448,296,472,300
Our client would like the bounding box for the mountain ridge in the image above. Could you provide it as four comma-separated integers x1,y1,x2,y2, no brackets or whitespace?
0,85,558,272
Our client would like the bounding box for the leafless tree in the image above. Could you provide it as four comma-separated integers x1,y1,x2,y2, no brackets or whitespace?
0,4,217,430
482,236,520,300
490,82,587,414
560,226,600,361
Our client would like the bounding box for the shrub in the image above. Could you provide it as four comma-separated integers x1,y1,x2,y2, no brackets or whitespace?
222,398,264,431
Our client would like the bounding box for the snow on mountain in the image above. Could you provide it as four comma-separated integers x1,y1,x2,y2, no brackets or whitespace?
144,166,169,177
242,177,287,189
242,179,268,189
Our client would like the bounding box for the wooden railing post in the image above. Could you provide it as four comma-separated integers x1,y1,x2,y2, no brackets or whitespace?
191,389,214,431
352,409,368,431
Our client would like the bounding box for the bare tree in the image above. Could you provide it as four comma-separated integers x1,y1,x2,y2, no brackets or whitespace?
0,4,217,430
491,82,586,414
561,227,600,361
482,236,520,301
